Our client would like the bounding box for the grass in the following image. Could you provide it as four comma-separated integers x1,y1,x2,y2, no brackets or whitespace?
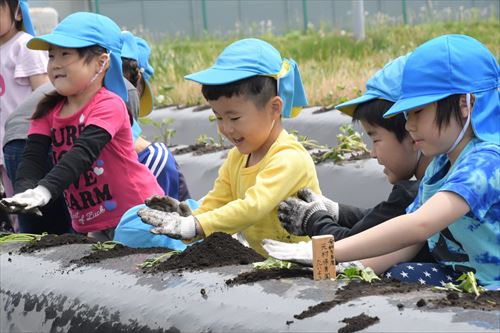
148,19,500,108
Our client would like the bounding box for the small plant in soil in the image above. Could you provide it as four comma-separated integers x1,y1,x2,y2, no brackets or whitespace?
91,241,122,252
312,124,369,164
337,266,381,283
252,257,298,270
433,271,486,298
289,130,327,151
139,117,176,146
137,250,181,269
0,232,47,244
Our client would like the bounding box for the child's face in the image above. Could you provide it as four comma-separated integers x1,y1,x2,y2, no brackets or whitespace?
48,46,103,97
209,94,280,157
361,120,418,184
405,102,465,157
0,2,18,43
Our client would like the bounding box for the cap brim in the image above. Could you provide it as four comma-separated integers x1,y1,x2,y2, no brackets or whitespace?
27,33,95,50
184,67,258,85
384,92,452,118
335,93,379,116
139,80,154,117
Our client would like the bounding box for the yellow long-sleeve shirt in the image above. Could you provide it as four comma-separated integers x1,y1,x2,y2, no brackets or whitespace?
193,129,321,256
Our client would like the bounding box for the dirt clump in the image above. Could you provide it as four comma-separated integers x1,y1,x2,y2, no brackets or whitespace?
226,267,313,286
19,234,97,253
146,232,264,273
338,313,380,333
172,143,231,156
70,244,172,266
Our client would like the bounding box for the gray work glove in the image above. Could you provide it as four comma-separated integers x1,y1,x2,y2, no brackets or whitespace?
278,189,328,236
297,188,339,221
0,185,51,216
145,195,191,217
138,208,196,240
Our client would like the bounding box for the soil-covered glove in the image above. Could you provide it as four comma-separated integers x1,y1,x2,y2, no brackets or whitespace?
138,207,196,239
262,239,313,265
0,186,51,216
144,195,191,217
278,194,328,236
297,188,339,222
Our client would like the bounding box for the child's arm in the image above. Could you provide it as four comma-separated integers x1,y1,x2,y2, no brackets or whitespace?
334,191,470,263
29,74,49,91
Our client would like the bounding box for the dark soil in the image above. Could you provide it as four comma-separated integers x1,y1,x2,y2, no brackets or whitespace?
294,279,500,320
192,104,212,112
225,267,313,286
19,234,97,253
338,313,380,333
146,232,264,273
312,105,336,114
171,143,231,156
70,244,173,266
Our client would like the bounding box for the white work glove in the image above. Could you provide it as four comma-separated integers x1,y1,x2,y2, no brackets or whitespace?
138,207,196,239
0,185,51,216
144,195,192,216
262,239,364,273
262,239,313,265
278,191,328,236
297,188,339,221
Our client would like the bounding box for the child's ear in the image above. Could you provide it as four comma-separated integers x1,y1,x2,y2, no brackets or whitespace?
97,53,110,70
268,96,283,117
459,93,476,116
14,5,22,22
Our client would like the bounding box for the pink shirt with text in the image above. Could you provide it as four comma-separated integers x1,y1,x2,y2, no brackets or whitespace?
29,88,163,232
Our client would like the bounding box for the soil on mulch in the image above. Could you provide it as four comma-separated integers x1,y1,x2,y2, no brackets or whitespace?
312,105,336,114
19,234,98,253
225,267,313,286
338,313,380,333
70,244,173,266
294,279,500,320
145,232,264,273
171,143,231,156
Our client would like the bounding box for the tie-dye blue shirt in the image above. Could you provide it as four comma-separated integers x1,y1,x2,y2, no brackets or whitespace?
406,138,500,289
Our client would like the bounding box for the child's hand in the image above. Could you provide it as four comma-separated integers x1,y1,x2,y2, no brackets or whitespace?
145,195,191,217
278,190,328,236
262,239,313,265
0,186,50,216
296,188,339,221
138,208,196,239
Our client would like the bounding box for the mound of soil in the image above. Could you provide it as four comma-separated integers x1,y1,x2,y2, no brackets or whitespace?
19,234,97,253
294,279,500,320
70,244,173,266
146,232,264,273
171,143,231,156
338,313,380,333
225,267,313,286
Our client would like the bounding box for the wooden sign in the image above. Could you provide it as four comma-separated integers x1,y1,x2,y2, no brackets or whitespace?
312,235,336,280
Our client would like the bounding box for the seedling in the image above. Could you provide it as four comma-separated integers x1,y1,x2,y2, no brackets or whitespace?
0,232,47,244
138,250,181,269
207,114,226,146
91,241,122,252
313,124,369,163
337,266,381,283
139,117,176,146
252,257,298,270
290,130,327,150
433,272,486,298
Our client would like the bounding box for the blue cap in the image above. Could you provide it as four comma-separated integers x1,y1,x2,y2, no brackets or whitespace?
27,12,128,102
19,0,35,35
121,31,154,117
335,53,410,116
384,34,499,144
185,38,308,118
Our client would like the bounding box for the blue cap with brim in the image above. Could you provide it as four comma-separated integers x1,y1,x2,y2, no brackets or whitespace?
384,35,499,144
336,53,410,116
27,12,128,102
185,38,308,118
121,32,155,117
19,0,35,35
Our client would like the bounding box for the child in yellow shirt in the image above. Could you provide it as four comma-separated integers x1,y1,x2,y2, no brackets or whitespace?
138,38,320,256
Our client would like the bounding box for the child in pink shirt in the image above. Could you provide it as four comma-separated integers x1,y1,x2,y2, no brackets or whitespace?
0,12,163,239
